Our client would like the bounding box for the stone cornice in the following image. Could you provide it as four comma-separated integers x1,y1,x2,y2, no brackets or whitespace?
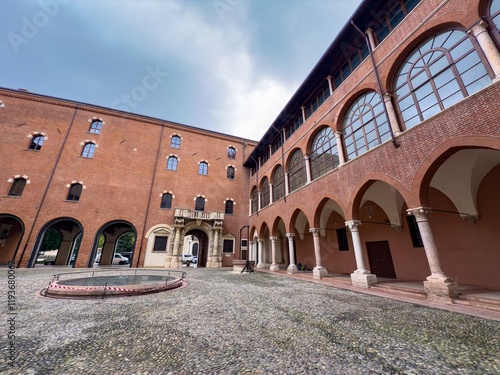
0,88,259,145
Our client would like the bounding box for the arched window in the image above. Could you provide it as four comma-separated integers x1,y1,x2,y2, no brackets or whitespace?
167,156,178,170
343,92,390,160
9,178,26,196
89,120,102,134
198,162,208,175
161,193,172,209
170,135,181,148
250,187,258,214
288,149,306,193
272,166,285,202
195,197,205,211
67,183,83,201
227,166,235,179
310,127,339,179
228,147,236,159
490,0,500,35
82,143,96,158
261,177,270,208
29,135,44,151
394,29,492,129
225,200,234,214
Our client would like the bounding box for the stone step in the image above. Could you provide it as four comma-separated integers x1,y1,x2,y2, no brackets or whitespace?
371,283,427,300
454,295,500,312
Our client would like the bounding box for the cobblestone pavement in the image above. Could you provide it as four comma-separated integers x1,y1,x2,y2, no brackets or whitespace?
2,267,499,374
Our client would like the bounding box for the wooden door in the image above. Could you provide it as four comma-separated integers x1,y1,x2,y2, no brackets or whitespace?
366,241,396,278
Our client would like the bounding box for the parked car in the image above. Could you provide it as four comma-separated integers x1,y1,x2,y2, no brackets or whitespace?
120,252,132,262
182,253,193,265
113,253,130,265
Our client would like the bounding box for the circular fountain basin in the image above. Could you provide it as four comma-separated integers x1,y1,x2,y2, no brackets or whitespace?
43,272,185,298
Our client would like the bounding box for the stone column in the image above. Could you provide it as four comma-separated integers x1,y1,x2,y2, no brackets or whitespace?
407,207,458,301
286,233,298,274
207,228,220,268
326,75,334,95
310,228,328,279
249,241,254,261
257,239,266,268
334,131,346,165
269,183,274,205
301,106,306,122
345,220,377,287
469,20,500,82
270,236,280,271
166,225,182,268
365,27,376,51
258,192,262,211
284,171,290,196
383,93,401,136
248,198,252,216
304,154,312,184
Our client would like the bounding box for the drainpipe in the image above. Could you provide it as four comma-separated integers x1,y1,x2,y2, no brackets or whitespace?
16,103,79,267
135,124,164,267
351,21,400,148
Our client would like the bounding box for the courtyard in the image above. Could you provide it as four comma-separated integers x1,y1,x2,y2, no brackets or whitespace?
2,267,499,374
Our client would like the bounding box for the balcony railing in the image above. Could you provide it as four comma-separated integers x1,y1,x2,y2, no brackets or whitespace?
174,208,225,221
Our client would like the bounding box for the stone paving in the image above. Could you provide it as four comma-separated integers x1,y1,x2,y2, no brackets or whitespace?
1,267,499,374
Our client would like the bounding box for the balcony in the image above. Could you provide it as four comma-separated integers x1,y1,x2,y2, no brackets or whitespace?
174,208,225,221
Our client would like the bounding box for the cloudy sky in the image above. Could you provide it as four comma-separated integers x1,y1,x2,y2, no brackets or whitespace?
2,0,363,141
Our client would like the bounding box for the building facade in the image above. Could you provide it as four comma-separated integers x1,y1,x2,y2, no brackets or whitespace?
1,0,500,301
0,90,256,269
244,0,500,300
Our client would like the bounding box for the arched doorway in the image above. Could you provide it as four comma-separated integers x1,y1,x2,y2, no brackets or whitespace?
90,221,137,267
28,218,83,267
0,214,25,265
183,229,208,267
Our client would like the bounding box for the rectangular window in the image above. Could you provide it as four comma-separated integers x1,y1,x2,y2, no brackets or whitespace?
153,236,168,251
336,228,349,251
406,215,424,247
223,239,234,253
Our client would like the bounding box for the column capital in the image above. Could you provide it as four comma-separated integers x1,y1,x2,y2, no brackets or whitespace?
269,236,278,242
249,241,254,245
468,20,489,38
407,207,432,220
345,220,362,231
334,130,342,138
286,233,295,239
309,228,321,235
303,154,310,160
383,91,394,99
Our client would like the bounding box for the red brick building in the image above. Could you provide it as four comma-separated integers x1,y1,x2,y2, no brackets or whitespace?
0,90,256,269
244,0,500,300
2,0,500,301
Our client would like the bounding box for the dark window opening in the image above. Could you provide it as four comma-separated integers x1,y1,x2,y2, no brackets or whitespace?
9,178,27,197
225,200,234,214
336,228,349,251
223,239,234,253
195,197,205,211
161,193,172,209
67,183,83,201
89,120,103,134
153,236,168,251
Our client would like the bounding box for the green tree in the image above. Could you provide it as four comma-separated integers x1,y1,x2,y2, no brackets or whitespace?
115,231,135,253
41,228,62,251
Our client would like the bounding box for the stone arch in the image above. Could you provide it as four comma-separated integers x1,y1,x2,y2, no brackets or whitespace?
347,174,413,221
89,220,137,267
0,214,25,265
28,217,83,268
